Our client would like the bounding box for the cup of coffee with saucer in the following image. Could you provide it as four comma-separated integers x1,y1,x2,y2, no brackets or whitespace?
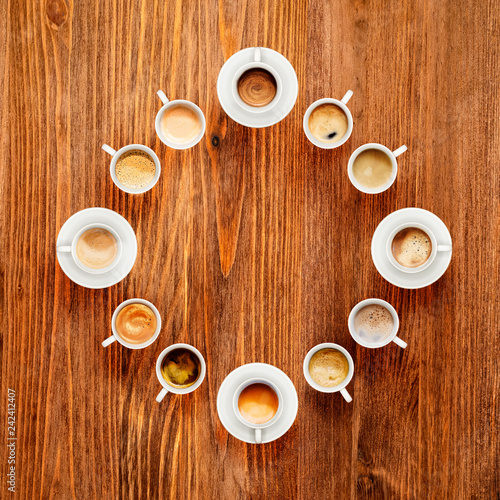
349,298,407,349
303,343,354,402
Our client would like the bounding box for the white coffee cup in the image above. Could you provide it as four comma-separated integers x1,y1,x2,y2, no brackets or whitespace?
232,378,283,444
102,298,162,349
56,222,122,275
348,142,407,194
155,91,206,149
303,91,354,149
386,222,452,273
156,344,206,402
231,47,283,114
348,298,407,349
303,343,354,402
102,143,161,194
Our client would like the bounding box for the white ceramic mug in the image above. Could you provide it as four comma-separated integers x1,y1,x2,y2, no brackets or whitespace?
303,91,354,149
303,343,354,402
348,142,407,194
348,298,407,349
102,298,162,349
386,222,452,273
156,344,206,402
155,91,206,149
102,143,161,194
232,378,283,444
231,47,283,114
56,222,122,275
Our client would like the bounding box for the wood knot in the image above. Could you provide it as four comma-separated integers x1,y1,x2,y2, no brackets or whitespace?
211,135,220,147
46,0,68,29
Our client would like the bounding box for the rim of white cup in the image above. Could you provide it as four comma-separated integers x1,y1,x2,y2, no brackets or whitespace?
348,298,400,348
303,97,353,149
155,99,206,150
110,299,162,349
108,144,161,194
232,378,284,429
156,343,206,394
303,343,354,393
347,143,398,194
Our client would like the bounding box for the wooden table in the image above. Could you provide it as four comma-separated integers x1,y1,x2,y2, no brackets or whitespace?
1,0,498,498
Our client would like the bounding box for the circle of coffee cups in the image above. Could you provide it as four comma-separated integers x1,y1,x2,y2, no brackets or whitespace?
347,142,407,194
155,343,206,403
102,298,162,349
232,377,283,444
102,143,161,194
348,298,407,349
56,222,122,275
155,90,206,150
303,343,354,402
386,221,452,274
303,90,354,149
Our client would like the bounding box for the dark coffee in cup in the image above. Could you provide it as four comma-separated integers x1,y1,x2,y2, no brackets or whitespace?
161,348,201,388
237,68,277,107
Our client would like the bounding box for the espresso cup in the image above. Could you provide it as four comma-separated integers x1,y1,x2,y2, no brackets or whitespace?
56,222,122,275
102,143,161,194
155,91,206,149
303,91,354,149
348,143,407,194
156,344,206,402
102,298,162,349
386,222,452,273
231,47,283,114
233,378,283,444
303,343,354,402
348,298,407,349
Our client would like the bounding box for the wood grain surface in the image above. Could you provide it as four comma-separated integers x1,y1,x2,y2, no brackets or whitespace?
1,0,499,498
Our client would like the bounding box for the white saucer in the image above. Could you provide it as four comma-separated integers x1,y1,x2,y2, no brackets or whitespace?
217,48,298,128
56,208,137,289
217,363,298,444
371,208,452,289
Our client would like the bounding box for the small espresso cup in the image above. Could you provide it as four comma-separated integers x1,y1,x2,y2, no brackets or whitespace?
56,222,122,275
303,91,354,149
348,298,407,349
348,142,407,194
102,298,162,349
231,47,283,114
102,143,161,194
386,222,452,274
156,344,206,402
303,343,354,402
155,91,206,149
233,378,283,444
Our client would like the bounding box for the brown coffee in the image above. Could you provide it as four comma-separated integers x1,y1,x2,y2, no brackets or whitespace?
392,227,432,268
237,68,277,107
115,303,157,345
76,228,117,269
238,383,279,424
115,150,156,189
161,348,201,388
161,105,201,144
308,104,348,142
354,304,394,343
352,149,393,189
309,349,349,388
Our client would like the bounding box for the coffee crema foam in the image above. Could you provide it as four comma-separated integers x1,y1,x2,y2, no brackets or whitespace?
161,348,201,388
115,303,157,345
238,383,279,424
391,228,432,268
76,228,117,269
115,150,156,189
237,68,277,107
354,304,394,343
352,149,393,189
308,104,348,142
161,105,201,144
309,349,349,388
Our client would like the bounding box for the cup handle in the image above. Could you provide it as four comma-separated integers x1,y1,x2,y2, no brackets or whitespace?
157,90,169,105
56,245,71,253
254,428,262,444
393,336,407,349
392,145,407,157
340,388,352,403
156,387,169,403
341,90,353,104
102,335,116,347
102,144,117,157
254,47,261,62
437,244,452,252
